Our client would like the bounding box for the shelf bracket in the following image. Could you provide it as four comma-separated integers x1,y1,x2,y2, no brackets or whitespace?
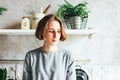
88,34,92,39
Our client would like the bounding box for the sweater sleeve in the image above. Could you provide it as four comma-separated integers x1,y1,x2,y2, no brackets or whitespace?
66,51,76,80
22,52,32,80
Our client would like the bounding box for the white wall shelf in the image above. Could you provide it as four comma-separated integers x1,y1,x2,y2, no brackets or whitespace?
0,29,97,36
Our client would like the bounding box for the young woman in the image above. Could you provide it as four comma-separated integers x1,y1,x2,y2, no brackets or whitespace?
22,14,76,80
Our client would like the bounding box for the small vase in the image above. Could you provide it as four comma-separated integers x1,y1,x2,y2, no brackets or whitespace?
32,13,45,29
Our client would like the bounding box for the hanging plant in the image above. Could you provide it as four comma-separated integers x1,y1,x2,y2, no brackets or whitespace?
0,6,7,15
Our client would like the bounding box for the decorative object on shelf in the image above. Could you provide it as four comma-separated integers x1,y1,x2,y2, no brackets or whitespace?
57,0,90,29
23,4,51,29
43,4,51,14
76,65,89,80
31,5,51,29
10,64,17,80
0,6,7,15
31,7,45,29
70,15,81,29
23,4,51,15
21,16,31,30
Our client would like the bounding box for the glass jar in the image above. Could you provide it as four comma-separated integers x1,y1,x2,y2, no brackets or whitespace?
21,16,30,30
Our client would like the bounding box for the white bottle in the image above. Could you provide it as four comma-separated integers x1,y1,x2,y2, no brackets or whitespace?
32,7,45,29
21,16,30,30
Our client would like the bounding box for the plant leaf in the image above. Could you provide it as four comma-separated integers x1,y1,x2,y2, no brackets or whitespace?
0,6,7,15
64,0,73,7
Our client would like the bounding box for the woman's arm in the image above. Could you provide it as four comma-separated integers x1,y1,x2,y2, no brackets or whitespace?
66,52,76,80
22,52,32,80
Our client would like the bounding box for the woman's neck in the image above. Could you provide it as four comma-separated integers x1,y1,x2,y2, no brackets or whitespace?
41,44,58,53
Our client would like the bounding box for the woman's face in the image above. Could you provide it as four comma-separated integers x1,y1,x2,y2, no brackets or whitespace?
43,20,61,46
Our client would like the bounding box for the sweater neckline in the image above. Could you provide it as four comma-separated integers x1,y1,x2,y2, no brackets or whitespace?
39,47,59,54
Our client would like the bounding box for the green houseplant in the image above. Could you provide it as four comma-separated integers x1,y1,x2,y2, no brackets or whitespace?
0,6,7,15
0,68,7,80
57,0,90,29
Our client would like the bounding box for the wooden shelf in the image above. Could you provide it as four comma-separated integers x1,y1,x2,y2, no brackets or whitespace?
0,29,97,35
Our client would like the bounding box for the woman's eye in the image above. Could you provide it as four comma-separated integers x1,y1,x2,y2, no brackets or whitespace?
48,30,54,33
57,30,61,33
48,30,61,33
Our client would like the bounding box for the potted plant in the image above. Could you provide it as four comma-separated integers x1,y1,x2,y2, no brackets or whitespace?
0,6,7,15
0,68,7,80
57,0,90,29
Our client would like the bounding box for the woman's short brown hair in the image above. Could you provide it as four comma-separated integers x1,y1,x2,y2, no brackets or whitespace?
35,14,67,41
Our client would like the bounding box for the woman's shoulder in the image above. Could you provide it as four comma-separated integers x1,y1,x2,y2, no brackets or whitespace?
59,48,72,57
59,48,74,63
25,48,41,56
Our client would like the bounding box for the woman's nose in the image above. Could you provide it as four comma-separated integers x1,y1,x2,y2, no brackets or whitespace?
53,31,57,37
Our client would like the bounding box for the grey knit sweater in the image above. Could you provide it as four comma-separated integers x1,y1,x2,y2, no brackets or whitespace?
22,47,76,80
